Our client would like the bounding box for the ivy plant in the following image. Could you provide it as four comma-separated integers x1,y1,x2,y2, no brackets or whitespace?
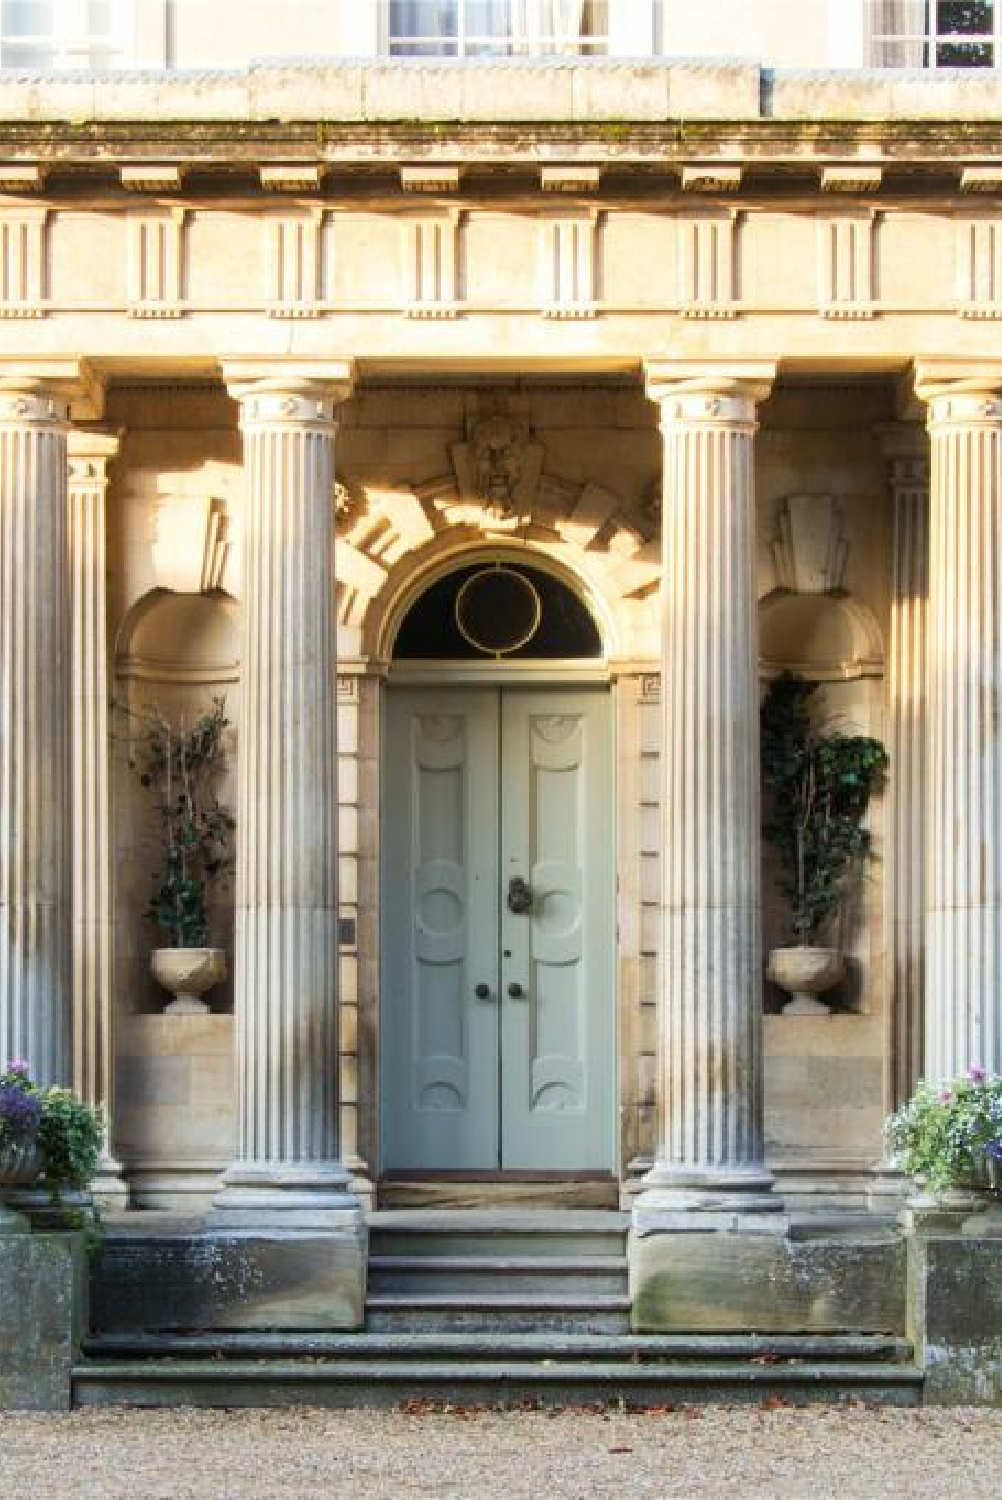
760,673,888,945
130,697,236,948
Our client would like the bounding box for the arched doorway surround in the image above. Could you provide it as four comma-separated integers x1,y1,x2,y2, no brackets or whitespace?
334,473,661,1204
378,546,618,1186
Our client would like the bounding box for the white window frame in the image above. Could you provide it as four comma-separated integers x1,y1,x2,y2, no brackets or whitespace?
870,1,1002,69
0,0,131,69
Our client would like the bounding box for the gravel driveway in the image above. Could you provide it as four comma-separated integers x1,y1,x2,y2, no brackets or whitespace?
2,1405,1000,1499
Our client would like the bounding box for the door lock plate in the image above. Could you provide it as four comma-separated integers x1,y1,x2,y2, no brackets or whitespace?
507,876,533,914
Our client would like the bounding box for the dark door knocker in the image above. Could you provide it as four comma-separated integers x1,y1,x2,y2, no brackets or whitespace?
507,876,533,915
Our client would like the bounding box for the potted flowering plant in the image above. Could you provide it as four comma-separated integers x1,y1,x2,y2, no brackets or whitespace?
761,673,888,1014
885,1067,1002,1195
0,1061,103,1231
130,697,235,1014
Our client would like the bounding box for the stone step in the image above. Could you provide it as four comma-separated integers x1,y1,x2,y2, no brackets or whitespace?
72,1355,924,1410
368,1210,629,1260
83,1331,916,1364
365,1292,633,1334
367,1254,627,1296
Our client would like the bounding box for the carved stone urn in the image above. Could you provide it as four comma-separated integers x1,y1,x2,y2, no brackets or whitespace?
766,946,845,1016
0,1138,44,1233
151,947,227,1016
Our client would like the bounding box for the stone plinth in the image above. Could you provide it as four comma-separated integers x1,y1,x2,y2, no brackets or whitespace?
631,1225,907,1335
0,1233,87,1410
91,1228,367,1333
908,1225,1002,1405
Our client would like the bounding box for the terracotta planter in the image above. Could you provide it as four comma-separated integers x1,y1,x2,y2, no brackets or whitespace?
766,945,845,1016
151,947,226,1015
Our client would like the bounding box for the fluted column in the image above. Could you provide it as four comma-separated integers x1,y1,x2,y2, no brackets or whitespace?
916,372,1002,1080
882,436,930,1109
0,381,72,1085
636,363,780,1225
68,428,128,1204
212,363,360,1227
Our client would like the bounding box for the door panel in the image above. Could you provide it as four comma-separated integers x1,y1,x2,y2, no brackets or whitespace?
382,689,499,1170
500,691,615,1170
382,684,615,1174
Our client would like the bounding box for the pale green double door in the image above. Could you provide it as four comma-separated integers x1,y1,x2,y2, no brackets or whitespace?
382,686,616,1173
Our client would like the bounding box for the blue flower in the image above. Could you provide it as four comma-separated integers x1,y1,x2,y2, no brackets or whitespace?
0,1082,41,1135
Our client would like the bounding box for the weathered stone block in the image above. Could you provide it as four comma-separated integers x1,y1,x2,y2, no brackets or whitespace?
91,1229,368,1333
0,1233,87,1410
630,1230,906,1334
909,1234,1002,1404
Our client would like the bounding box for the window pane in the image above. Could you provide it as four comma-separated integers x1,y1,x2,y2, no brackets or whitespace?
1,39,54,64
394,563,601,661
937,2,993,36
390,0,459,49
466,0,512,36
1,0,53,36
875,38,933,66
937,38,994,60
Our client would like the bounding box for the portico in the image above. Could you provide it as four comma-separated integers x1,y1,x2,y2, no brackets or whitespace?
4,61,1002,1368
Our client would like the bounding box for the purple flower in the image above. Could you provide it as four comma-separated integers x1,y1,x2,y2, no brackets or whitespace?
939,1089,954,1104
988,1140,1002,1163
4,1059,29,1076
0,1083,41,1135
969,1065,988,1083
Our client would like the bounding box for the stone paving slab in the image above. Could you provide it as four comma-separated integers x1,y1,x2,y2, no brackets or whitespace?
1,1405,1001,1498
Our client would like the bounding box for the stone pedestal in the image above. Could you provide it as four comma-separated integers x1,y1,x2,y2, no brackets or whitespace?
211,365,362,1256
915,373,1002,1080
0,381,72,1085
633,364,781,1237
907,1212,1002,1405
68,429,128,1207
0,1233,87,1410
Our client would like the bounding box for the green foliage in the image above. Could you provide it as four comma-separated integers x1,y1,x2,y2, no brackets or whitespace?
886,1069,1002,1192
761,673,888,943
130,697,236,948
0,1061,103,1198
36,1089,104,1195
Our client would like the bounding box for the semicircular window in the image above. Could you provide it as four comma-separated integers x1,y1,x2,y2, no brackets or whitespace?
393,562,602,661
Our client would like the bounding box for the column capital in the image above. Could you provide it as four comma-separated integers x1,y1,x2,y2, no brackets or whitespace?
914,361,1002,426
877,423,930,490
221,359,355,425
643,360,776,428
0,359,104,422
67,426,123,485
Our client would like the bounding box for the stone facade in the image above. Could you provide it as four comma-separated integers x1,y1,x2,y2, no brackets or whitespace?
0,56,999,1231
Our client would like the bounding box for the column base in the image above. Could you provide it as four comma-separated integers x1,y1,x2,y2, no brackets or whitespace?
209,1163,364,1231
866,1159,912,1212
632,1162,784,1235
91,1154,130,1211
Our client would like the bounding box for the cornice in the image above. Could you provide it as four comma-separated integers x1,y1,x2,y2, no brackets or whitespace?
2,118,1002,197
